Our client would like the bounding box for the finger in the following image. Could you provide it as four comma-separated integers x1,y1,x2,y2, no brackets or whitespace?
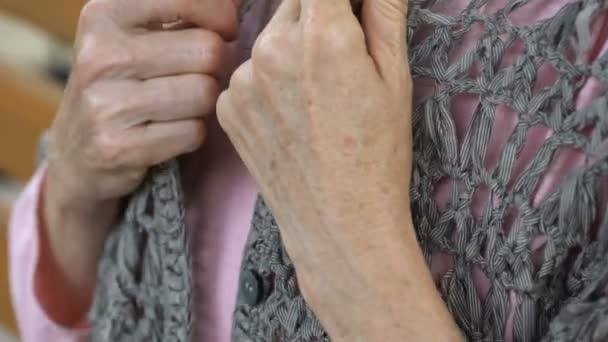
298,0,366,56
361,0,409,83
300,0,354,22
264,0,301,29
128,119,206,167
133,28,226,78
113,0,239,40
225,61,256,111
128,74,219,124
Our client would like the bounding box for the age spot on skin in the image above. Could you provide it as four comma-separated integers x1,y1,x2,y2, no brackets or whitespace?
342,135,359,155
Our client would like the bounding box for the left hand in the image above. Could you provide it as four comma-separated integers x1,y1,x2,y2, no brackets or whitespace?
219,0,458,340
219,0,411,255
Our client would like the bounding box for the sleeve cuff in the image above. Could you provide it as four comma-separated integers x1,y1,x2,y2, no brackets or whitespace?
8,164,91,341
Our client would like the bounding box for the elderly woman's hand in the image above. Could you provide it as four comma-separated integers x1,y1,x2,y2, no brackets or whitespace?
40,0,239,325
218,0,462,340
46,0,240,226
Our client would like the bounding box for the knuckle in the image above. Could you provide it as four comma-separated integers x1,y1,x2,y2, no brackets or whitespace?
307,21,362,55
197,75,220,100
252,32,289,71
91,131,126,169
74,34,133,84
78,0,110,30
81,85,130,125
199,31,225,72
189,75,219,114
82,87,112,119
216,92,233,131
226,63,255,111
230,62,257,96
228,63,253,90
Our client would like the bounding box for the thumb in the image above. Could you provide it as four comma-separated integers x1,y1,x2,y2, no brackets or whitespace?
362,0,408,83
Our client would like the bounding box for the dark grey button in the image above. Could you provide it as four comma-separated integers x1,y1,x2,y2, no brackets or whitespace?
240,270,262,306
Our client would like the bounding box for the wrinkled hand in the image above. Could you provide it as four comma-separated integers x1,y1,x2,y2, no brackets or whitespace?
218,0,414,338
46,0,241,220
40,0,239,325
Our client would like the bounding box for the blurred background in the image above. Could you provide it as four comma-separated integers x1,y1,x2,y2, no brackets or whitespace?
0,1,85,340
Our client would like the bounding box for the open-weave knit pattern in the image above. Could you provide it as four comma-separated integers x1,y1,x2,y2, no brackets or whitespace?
409,0,608,340
92,0,608,341
91,161,192,341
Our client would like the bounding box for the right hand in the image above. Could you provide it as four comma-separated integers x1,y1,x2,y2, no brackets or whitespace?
37,0,240,325
46,0,240,218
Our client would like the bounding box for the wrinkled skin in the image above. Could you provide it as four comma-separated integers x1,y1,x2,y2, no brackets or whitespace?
40,0,241,325
218,1,462,340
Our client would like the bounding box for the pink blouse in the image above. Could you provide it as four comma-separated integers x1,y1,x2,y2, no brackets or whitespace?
9,1,608,341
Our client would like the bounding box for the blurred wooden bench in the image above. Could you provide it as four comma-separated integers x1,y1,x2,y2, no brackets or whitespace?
0,0,85,335
0,62,63,182
0,0,82,42
0,0,84,180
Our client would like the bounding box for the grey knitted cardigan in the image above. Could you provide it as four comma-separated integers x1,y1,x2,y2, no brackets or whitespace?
90,0,608,341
